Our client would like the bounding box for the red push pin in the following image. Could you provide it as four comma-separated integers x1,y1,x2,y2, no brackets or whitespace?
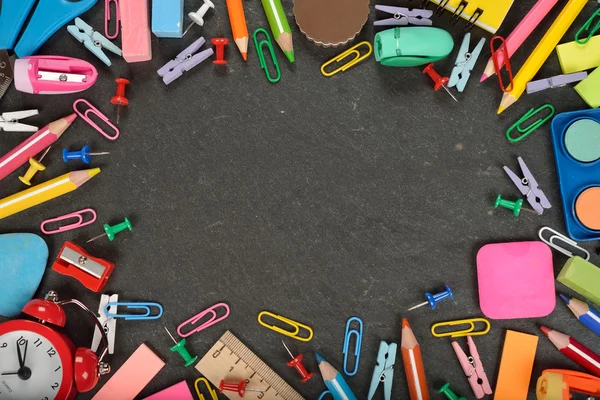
212,18,228,65
281,340,314,382
110,78,130,124
219,380,266,398
422,63,457,102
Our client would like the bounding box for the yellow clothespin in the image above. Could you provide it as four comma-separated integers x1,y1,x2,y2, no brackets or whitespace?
257,311,314,342
431,318,490,338
321,41,372,77
194,377,218,400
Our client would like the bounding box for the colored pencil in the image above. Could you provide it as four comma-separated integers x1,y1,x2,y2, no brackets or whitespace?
315,352,357,400
0,169,100,220
0,113,76,182
540,326,600,376
497,0,587,114
401,318,430,400
260,0,294,63
560,294,600,336
226,0,249,60
481,0,559,82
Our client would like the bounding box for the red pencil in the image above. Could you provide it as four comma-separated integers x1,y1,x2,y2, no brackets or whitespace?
540,326,600,376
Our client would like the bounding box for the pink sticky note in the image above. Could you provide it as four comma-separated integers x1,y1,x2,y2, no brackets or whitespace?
143,381,194,400
477,241,555,319
120,0,152,62
92,344,165,400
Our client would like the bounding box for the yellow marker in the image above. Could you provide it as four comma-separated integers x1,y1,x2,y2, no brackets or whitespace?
498,0,587,114
0,168,100,220
194,377,218,400
18,147,51,186
431,318,490,338
258,311,314,342
321,41,373,77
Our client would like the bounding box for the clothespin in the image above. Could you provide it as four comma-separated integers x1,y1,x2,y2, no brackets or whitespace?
451,336,492,399
157,37,214,85
526,72,588,94
368,341,397,400
0,109,39,132
92,294,118,354
503,156,551,215
374,6,433,26
449,33,485,93
67,18,122,67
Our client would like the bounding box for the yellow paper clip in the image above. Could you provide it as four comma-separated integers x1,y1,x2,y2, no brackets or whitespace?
431,318,490,338
257,311,314,342
320,41,373,77
194,377,218,400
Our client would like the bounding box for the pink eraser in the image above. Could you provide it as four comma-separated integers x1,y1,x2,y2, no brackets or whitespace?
476,241,555,319
120,0,152,62
92,344,165,400
142,381,194,400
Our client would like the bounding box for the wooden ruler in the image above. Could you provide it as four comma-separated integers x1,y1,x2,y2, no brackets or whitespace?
195,331,305,400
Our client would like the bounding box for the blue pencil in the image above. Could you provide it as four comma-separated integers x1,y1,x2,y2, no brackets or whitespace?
315,353,357,400
560,293,600,336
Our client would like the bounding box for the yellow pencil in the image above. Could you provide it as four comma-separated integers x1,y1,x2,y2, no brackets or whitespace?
0,168,100,220
498,0,587,114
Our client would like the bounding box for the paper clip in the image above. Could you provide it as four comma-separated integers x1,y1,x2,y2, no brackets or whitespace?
105,0,120,40
253,28,281,83
342,317,363,376
539,226,590,261
40,208,97,235
73,99,120,141
431,318,490,338
177,302,230,338
318,391,333,400
104,302,163,320
506,104,555,143
194,377,218,400
257,311,313,342
575,9,600,45
321,41,373,77
490,36,513,93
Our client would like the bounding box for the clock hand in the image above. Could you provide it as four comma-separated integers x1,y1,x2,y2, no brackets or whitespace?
0,372,19,376
21,340,28,368
16,340,24,369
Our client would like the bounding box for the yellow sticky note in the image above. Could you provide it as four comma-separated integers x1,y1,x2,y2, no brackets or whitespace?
575,66,600,108
557,35,600,74
494,330,538,400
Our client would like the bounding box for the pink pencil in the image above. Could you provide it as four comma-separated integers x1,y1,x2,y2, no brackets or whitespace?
480,0,559,82
0,113,76,182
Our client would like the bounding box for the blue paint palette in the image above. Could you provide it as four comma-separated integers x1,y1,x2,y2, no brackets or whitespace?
551,108,600,241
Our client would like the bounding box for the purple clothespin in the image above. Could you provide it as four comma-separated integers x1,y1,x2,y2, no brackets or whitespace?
157,37,214,85
526,72,588,94
503,156,551,215
374,6,433,26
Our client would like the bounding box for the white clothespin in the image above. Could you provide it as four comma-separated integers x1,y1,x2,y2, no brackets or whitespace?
449,33,485,93
183,0,214,36
92,294,118,354
0,109,39,132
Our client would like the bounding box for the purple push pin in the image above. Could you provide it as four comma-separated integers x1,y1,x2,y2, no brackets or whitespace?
157,37,214,85
408,286,453,311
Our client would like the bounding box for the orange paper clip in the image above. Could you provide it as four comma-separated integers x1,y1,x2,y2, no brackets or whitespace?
73,99,120,141
41,208,97,235
177,303,230,338
491,36,513,93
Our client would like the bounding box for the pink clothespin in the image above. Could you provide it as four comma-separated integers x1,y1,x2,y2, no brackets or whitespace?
41,208,97,235
451,336,492,399
105,0,120,40
177,303,230,338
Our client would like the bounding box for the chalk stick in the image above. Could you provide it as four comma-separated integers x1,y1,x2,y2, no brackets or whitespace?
557,35,600,74
494,330,538,400
152,0,183,38
120,0,152,62
557,256,600,305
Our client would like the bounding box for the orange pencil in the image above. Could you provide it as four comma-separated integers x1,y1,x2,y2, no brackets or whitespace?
401,318,430,400
225,0,249,60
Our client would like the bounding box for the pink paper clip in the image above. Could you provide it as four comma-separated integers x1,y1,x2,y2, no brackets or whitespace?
105,0,120,40
177,302,230,338
73,99,120,140
40,208,97,235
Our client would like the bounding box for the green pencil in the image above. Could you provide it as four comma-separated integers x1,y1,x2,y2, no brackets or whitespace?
260,0,294,62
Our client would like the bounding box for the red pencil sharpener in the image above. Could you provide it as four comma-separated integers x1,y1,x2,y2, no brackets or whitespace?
52,241,115,292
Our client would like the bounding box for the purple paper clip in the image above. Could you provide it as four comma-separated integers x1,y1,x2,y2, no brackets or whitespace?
41,208,97,235
105,0,120,40
73,99,120,141
157,37,214,85
374,6,433,26
177,302,230,338
526,72,588,94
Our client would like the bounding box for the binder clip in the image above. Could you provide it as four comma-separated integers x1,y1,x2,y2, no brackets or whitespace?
374,6,433,26
51,241,115,292
157,37,214,85
67,18,122,67
92,294,118,354
452,336,492,398
449,33,485,93
368,341,397,400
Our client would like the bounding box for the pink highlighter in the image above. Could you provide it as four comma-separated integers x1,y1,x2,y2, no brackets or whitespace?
14,56,98,94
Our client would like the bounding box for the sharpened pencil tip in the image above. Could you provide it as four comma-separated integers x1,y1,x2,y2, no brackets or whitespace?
402,318,409,328
315,352,324,364
559,293,571,303
479,74,487,82
539,325,550,336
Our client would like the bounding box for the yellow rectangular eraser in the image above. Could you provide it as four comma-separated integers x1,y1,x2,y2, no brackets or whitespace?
575,66,600,108
556,35,600,74
494,330,538,400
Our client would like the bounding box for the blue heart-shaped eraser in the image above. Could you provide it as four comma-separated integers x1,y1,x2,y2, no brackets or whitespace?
0,233,48,317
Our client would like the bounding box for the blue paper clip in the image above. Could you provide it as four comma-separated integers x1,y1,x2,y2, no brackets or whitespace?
342,316,363,376
318,391,333,400
104,302,163,320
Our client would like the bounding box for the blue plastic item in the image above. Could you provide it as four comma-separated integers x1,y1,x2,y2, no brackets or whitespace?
342,317,363,376
0,0,37,50
0,233,48,317
152,0,184,38
104,302,164,320
318,391,333,400
426,285,453,310
63,145,92,164
14,0,98,58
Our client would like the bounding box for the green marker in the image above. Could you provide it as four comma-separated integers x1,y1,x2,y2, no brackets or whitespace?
260,0,294,63
438,382,466,400
87,217,132,243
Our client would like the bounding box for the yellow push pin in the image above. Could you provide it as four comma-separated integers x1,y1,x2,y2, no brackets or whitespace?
19,146,51,186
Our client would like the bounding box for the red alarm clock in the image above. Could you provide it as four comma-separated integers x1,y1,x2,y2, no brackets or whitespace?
0,291,110,400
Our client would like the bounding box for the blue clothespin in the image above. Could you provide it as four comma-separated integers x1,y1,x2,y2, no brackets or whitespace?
448,33,485,93
104,302,164,320
0,0,37,50
343,317,363,376
368,341,397,400
62,145,110,164
67,18,122,67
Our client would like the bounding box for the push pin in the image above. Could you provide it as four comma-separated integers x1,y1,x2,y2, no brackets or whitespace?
164,326,198,367
219,380,266,398
87,217,132,243
18,146,51,186
438,382,466,400
212,18,228,65
62,145,110,164
423,63,458,102
408,285,453,311
110,78,129,124
183,0,215,36
281,340,314,382
494,194,538,216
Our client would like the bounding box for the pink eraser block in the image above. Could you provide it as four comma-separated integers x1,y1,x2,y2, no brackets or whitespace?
92,344,165,400
143,381,193,400
120,0,152,62
477,241,555,319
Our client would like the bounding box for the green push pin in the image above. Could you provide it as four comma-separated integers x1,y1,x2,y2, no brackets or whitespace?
164,326,198,367
87,217,132,243
494,194,523,216
438,382,466,400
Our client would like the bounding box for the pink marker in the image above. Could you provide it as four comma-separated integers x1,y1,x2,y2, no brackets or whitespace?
120,0,152,62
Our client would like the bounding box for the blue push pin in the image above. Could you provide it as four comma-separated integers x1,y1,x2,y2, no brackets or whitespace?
407,285,453,311
62,145,110,164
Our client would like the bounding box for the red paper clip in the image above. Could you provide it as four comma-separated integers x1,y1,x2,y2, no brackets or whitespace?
105,0,120,40
177,303,230,338
491,36,513,93
73,99,120,141
41,208,97,235
52,241,115,292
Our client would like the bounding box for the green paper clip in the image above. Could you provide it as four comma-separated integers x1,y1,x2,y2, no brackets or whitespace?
253,28,281,83
575,9,600,45
506,104,555,143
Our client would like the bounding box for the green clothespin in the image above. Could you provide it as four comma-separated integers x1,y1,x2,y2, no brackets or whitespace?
164,326,198,367
253,28,281,83
87,217,132,243
438,383,466,400
575,9,600,45
506,104,555,143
